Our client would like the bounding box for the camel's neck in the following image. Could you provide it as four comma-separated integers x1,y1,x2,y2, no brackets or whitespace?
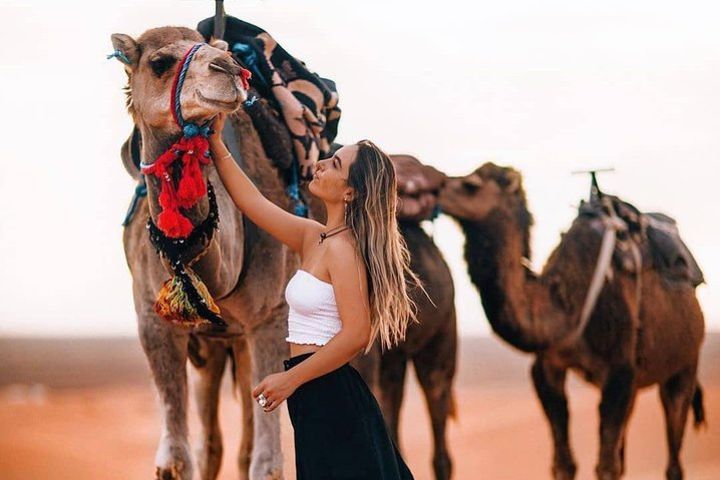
460,208,575,352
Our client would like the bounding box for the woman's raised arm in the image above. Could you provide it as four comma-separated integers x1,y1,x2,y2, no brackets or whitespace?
209,113,317,254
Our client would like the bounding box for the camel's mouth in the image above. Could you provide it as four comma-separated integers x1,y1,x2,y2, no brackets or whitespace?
195,88,242,109
437,186,464,217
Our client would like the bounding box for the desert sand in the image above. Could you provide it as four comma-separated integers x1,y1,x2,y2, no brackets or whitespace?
0,335,718,479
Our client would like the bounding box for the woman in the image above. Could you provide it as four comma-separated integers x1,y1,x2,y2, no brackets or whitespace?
210,113,424,479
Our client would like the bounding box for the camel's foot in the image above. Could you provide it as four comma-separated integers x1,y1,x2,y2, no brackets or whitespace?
552,461,577,480
595,463,622,480
248,453,282,480
155,465,185,480
261,467,282,480
155,440,192,480
195,438,223,480
666,463,683,480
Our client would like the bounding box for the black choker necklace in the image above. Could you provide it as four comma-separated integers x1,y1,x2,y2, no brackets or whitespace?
319,224,349,244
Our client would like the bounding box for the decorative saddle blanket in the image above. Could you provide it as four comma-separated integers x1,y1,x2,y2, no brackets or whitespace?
197,15,341,180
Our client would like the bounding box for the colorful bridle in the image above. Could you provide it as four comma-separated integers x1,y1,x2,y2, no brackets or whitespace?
140,43,250,238
139,43,251,329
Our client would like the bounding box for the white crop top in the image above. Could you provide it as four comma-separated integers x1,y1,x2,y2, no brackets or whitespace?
285,269,342,346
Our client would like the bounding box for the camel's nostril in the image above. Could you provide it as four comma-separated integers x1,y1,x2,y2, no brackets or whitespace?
210,57,242,76
209,62,230,74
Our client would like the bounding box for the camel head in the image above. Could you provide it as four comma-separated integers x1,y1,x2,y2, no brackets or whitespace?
438,162,528,223
110,26,248,130
439,161,535,266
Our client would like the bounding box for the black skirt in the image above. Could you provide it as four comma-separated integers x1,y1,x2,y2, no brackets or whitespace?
284,352,415,480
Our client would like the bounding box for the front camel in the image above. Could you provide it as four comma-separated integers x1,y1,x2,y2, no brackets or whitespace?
112,25,318,480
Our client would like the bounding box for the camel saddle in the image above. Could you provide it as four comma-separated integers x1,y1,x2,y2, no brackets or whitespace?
580,195,704,288
391,154,446,222
198,15,341,180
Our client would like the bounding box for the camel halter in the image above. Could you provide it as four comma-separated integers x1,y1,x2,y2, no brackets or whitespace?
139,43,251,330
140,42,250,238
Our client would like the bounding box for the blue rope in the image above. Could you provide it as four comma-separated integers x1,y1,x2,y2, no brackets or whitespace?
286,160,308,217
244,95,259,108
183,123,211,138
232,43,268,87
106,49,131,65
122,179,148,226
430,203,442,221
174,43,205,129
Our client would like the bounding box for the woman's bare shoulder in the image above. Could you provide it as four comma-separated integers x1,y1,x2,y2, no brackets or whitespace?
326,233,363,271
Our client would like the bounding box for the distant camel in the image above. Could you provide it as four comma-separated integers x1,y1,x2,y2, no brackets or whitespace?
438,162,706,480
375,220,457,480
113,26,323,480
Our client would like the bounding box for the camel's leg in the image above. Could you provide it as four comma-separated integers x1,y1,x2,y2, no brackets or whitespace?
352,342,381,397
189,337,227,480
618,389,638,477
378,348,408,446
248,319,288,480
138,317,193,480
659,365,698,480
596,364,636,480
531,356,576,480
412,331,457,480
232,336,254,480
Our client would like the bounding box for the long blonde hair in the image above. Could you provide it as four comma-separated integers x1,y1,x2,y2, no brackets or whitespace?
346,140,432,353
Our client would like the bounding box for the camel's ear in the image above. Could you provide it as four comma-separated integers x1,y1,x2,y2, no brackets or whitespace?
110,33,140,68
505,170,521,193
210,38,229,51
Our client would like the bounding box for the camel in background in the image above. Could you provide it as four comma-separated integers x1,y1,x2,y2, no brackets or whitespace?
438,163,705,480
377,220,457,480
113,26,321,480
319,151,458,480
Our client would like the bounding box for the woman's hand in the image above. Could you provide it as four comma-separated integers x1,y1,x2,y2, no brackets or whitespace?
209,112,227,144
252,371,299,413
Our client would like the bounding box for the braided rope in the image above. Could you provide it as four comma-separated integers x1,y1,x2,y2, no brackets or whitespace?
171,43,205,128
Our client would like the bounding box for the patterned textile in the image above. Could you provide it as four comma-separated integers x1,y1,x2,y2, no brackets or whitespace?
198,15,341,179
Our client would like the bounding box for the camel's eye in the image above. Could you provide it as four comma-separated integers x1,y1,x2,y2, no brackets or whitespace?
461,176,483,192
149,55,177,76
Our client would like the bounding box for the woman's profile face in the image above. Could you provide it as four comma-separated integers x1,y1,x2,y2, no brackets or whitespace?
309,145,358,202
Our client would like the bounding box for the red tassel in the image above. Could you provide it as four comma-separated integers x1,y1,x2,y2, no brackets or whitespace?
177,155,205,206
239,68,252,91
140,126,213,238
158,208,193,238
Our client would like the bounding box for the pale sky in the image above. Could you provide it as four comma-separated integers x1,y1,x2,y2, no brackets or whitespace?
0,0,718,337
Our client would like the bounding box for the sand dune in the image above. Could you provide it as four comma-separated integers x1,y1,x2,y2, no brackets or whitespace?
0,335,718,479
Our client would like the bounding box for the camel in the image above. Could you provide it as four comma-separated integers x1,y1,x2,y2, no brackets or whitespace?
374,219,458,480
438,162,706,480
362,155,457,480
112,26,324,480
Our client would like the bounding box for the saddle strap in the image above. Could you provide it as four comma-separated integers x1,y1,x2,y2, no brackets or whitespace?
561,197,638,346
